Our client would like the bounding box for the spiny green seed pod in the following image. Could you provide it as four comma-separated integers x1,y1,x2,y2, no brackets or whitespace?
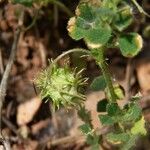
35,65,87,110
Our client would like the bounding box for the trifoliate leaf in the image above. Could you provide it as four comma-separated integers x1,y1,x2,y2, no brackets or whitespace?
90,75,106,91
67,4,112,47
131,116,147,135
119,33,143,57
97,99,108,112
106,133,130,144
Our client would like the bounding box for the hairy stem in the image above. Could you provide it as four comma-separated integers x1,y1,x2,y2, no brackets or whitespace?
93,48,116,102
53,48,89,64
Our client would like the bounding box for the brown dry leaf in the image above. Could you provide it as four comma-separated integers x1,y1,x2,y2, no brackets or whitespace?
136,59,150,94
17,46,29,68
17,96,42,126
85,91,104,129
4,4,21,29
12,140,38,150
0,20,9,31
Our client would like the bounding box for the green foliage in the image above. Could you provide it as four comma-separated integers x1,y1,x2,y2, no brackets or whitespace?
78,106,91,124
67,3,112,48
113,4,133,31
107,103,120,116
119,33,143,57
97,99,108,112
106,133,130,144
121,135,137,150
122,102,141,122
31,0,147,149
106,132,138,150
79,124,92,134
79,123,100,149
131,116,147,135
90,75,106,91
99,114,116,125
105,83,125,100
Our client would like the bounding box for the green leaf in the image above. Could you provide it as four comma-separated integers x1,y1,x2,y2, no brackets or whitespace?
122,102,142,122
102,0,121,10
105,83,125,101
106,133,130,144
67,17,85,40
68,4,112,47
78,106,91,124
85,27,112,46
97,99,108,112
90,75,106,91
106,103,120,116
79,124,92,134
99,114,116,125
114,84,125,100
113,5,133,31
121,135,137,150
118,33,143,57
77,4,94,22
86,134,100,150
131,116,147,135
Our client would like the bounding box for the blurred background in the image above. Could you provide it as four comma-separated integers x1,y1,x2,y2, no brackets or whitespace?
0,0,150,149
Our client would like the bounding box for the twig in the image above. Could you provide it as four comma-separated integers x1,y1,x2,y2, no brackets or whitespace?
35,25,47,68
0,10,24,149
0,48,4,74
40,126,111,148
2,117,18,136
23,9,39,32
125,58,133,101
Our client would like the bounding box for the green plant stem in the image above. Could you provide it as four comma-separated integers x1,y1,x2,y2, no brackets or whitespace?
49,0,73,17
52,48,90,66
94,48,116,102
23,9,39,31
